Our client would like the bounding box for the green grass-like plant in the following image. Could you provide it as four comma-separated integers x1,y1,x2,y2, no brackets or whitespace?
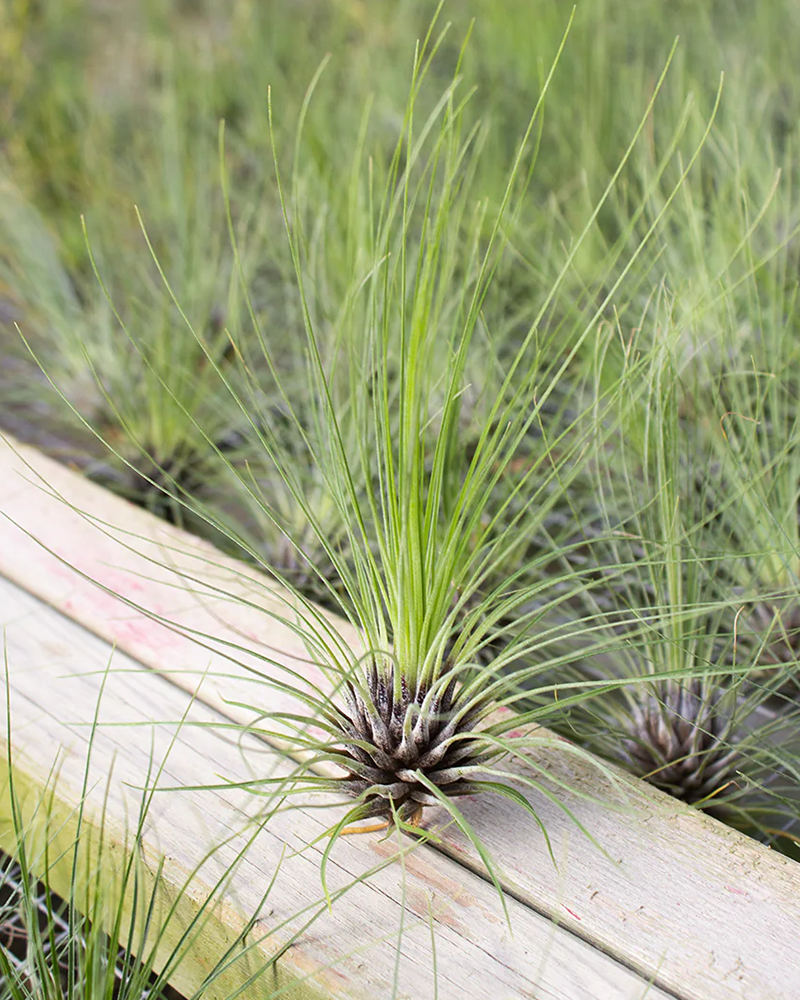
0,643,436,999
6,0,800,890
546,291,800,849
65,14,749,903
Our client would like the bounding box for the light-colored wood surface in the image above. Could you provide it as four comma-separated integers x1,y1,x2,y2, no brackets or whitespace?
0,574,670,1000
1,432,800,999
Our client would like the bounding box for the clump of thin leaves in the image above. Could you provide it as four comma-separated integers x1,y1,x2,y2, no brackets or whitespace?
0,663,277,1000
77,13,742,899
695,229,800,678
0,68,260,528
5,0,800,898
546,295,800,850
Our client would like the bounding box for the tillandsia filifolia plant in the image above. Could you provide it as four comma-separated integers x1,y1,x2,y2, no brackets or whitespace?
0,55,261,528
0,176,106,454
696,237,800,678
53,12,726,895
547,298,800,847
195,17,728,855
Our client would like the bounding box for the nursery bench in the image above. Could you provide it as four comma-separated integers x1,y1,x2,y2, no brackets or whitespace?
0,433,798,1000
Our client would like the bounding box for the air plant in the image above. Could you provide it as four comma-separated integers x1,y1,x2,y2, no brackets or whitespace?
100,13,733,886
605,103,800,686
547,296,800,847
29,10,734,906
0,123,254,528
0,176,105,452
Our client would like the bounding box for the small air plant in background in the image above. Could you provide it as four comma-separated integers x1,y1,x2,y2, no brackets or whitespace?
75,293,247,529
551,302,800,849
674,152,800,685
575,667,800,839
619,676,739,807
699,336,800,684
0,176,106,458
0,94,257,530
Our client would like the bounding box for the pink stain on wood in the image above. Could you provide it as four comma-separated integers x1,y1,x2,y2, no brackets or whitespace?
110,619,171,649
93,568,166,610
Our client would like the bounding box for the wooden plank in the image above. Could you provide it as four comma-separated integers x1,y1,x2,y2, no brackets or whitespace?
437,748,800,1000
1,433,799,998
0,575,670,1000
0,434,355,737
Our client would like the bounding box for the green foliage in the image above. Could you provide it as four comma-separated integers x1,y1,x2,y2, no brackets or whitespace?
3,0,800,889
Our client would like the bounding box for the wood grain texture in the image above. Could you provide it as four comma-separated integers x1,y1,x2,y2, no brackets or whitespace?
1,433,800,999
0,575,668,1000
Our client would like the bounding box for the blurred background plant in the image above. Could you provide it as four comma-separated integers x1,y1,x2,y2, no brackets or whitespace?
535,297,800,857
